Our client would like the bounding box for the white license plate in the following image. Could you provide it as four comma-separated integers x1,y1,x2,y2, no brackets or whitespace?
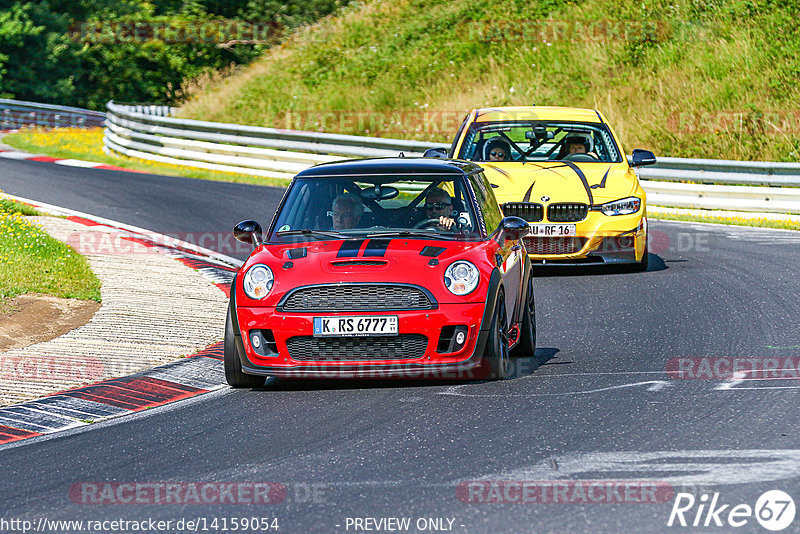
529,224,577,237
313,316,398,337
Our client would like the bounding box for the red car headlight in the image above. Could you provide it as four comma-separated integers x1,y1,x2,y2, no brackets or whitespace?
243,264,274,300
444,260,480,295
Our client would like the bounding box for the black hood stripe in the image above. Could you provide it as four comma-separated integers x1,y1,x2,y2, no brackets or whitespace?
522,163,580,202
363,239,391,257
557,161,594,205
523,182,536,203
591,166,611,189
482,163,511,178
522,163,583,202
337,240,365,258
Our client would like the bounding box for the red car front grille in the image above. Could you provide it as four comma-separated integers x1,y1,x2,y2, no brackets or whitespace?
523,237,587,255
279,284,434,312
286,334,428,361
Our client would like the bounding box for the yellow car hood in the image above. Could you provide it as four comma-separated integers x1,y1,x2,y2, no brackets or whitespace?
480,161,637,206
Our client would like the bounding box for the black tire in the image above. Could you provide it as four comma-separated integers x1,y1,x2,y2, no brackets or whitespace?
224,305,266,388
511,275,536,357
485,291,511,380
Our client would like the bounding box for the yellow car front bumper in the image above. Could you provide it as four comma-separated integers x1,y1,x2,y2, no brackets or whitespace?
524,210,647,263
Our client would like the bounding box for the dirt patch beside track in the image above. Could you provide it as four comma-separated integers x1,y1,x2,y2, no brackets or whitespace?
0,294,100,352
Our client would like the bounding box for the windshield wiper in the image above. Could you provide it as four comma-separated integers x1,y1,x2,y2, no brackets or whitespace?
364,230,458,240
275,229,349,239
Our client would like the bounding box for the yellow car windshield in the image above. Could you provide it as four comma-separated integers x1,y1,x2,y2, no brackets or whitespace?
459,121,622,164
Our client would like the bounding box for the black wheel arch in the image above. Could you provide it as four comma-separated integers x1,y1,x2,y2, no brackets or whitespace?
469,268,504,358
512,254,532,326
228,274,249,367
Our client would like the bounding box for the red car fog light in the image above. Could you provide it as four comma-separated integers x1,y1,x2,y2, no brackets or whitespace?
249,329,278,357
437,325,469,353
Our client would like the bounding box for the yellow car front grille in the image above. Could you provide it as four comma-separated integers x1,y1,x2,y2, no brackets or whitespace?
546,203,589,222
523,237,587,255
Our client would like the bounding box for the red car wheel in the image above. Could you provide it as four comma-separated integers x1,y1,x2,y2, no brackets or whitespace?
224,305,266,388
485,291,510,380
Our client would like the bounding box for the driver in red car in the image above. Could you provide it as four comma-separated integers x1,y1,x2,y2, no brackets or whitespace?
424,188,457,231
330,193,364,230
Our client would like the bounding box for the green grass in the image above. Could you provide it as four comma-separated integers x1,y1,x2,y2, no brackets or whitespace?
0,198,40,217
2,127,291,187
0,197,101,303
180,0,800,162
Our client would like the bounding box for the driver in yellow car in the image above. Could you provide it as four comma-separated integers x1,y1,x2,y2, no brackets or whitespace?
558,135,599,160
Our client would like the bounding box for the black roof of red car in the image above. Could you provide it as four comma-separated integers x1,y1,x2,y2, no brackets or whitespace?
296,157,482,177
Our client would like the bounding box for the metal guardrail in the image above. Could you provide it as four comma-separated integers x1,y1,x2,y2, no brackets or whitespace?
636,158,800,188
101,101,800,214
103,100,449,180
640,180,800,214
0,98,105,129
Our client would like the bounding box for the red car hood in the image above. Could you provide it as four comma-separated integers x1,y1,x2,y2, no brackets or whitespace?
237,238,495,307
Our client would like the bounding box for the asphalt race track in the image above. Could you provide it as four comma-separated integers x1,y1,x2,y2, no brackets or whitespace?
2,159,800,533
0,158,282,260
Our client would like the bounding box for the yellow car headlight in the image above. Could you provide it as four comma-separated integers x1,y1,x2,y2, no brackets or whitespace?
600,197,641,216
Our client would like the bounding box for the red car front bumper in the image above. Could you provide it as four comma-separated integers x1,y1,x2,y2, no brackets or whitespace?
234,303,489,379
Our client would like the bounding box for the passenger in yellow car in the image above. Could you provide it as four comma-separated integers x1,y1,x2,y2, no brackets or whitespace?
485,138,511,161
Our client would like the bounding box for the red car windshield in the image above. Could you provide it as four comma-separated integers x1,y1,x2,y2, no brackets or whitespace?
269,175,483,242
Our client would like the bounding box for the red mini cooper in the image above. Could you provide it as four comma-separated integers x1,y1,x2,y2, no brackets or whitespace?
225,158,534,385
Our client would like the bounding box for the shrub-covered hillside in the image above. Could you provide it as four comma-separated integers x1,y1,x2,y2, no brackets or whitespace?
0,0,348,109
180,0,800,161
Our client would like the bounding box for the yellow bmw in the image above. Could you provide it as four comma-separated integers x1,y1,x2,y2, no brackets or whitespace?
430,106,656,270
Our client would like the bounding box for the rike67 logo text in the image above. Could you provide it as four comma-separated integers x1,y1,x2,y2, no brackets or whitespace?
668,490,795,531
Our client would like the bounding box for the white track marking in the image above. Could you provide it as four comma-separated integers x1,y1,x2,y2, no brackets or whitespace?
526,370,669,377
716,370,800,390
0,150,35,159
53,159,102,168
715,371,748,390
439,380,672,397
467,450,800,486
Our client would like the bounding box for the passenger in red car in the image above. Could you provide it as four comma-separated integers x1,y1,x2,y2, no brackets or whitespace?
331,194,364,230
